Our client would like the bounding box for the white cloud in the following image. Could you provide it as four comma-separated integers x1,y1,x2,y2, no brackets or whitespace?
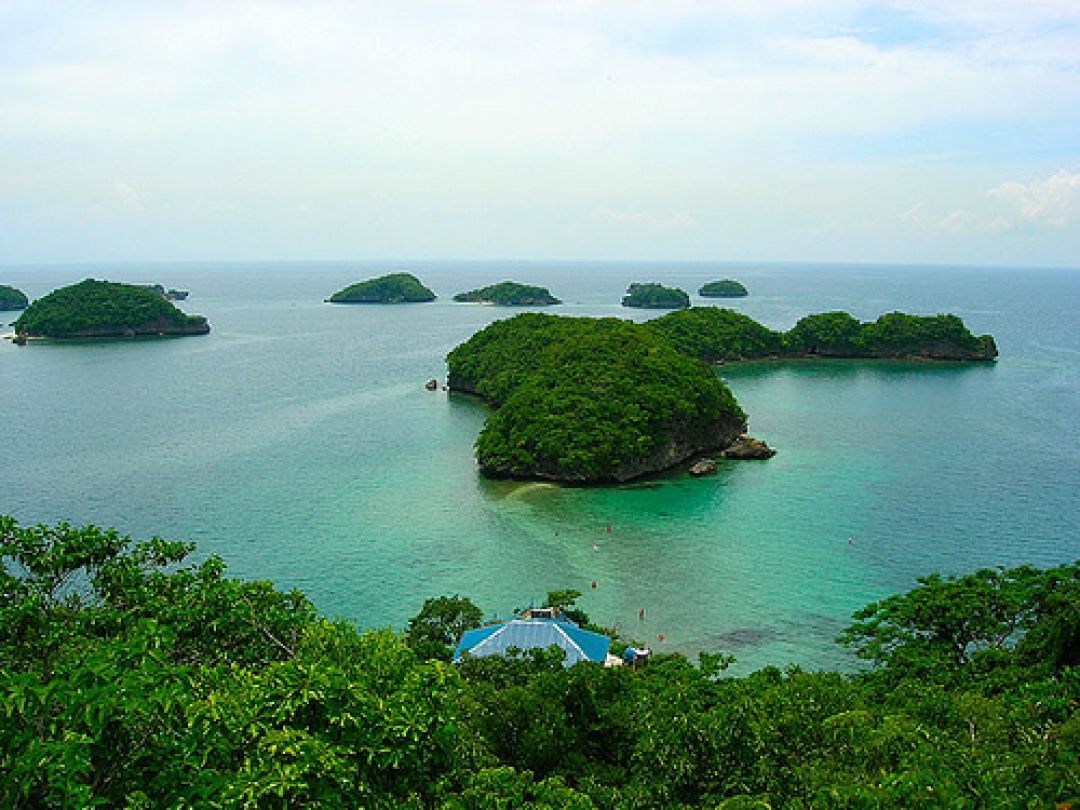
988,170,1080,228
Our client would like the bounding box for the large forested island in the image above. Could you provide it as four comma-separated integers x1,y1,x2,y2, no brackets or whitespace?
621,282,691,309
327,272,436,303
13,279,210,339
448,313,746,483
3,515,1079,808
447,308,995,484
453,281,561,306
0,284,29,311
699,278,749,297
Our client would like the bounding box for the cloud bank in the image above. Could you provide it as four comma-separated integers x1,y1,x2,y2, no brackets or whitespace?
1,1,1077,265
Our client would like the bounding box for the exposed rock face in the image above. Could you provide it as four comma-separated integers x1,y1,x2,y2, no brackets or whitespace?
722,434,776,460
689,458,719,476
478,413,747,485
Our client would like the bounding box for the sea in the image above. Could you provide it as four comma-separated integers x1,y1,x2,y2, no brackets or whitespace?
2,261,1078,674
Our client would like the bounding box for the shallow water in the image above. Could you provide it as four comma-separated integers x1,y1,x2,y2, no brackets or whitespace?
3,260,1077,673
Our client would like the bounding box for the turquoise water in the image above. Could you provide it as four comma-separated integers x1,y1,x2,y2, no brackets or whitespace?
2,261,1078,673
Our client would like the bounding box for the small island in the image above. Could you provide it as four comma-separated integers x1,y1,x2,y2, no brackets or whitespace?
0,285,29,311
699,279,749,298
452,281,561,306
447,313,747,483
621,282,690,310
13,279,210,340
327,273,436,304
144,283,189,301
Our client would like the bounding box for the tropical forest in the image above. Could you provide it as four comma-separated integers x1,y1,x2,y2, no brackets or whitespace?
2,516,1079,808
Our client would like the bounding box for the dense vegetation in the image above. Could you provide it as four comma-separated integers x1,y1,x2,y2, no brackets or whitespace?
453,281,561,306
0,284,29,310
650,307,998,362
13,279,209,338
447,314,745,482
3,516,1079,808
621,282,690,309
328,272,436,303
649,307,786,363
698,279,749,298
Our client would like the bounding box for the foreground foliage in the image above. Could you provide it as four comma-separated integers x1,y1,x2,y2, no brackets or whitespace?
13,279,209,338
4,516,1079,808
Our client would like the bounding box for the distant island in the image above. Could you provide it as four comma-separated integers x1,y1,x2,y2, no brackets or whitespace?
13,279,210,340
0,285,29,311
327,273,436,304
650,307,999,363
453,281,561,306
448,313,749,483
621,282,690,309
699,279,748,298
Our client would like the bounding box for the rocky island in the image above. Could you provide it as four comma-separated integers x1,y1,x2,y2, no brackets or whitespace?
452,281,561,306
621,282,690,310
327,273,436,303
699,278,749,298
13,279,210,340
447,313,748,483
0,285,29,311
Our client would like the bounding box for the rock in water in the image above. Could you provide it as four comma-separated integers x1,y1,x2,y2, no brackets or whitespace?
689,458,718,476
722,434,776,460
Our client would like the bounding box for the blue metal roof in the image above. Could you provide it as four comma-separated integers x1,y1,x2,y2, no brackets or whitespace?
453,617,611,666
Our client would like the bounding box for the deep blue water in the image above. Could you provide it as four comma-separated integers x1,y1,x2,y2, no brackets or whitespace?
2,261,1078,673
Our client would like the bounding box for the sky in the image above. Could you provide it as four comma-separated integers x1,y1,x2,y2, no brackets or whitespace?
1,1,1078,267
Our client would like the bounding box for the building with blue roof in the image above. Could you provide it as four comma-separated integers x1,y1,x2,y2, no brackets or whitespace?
452,607,612,667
